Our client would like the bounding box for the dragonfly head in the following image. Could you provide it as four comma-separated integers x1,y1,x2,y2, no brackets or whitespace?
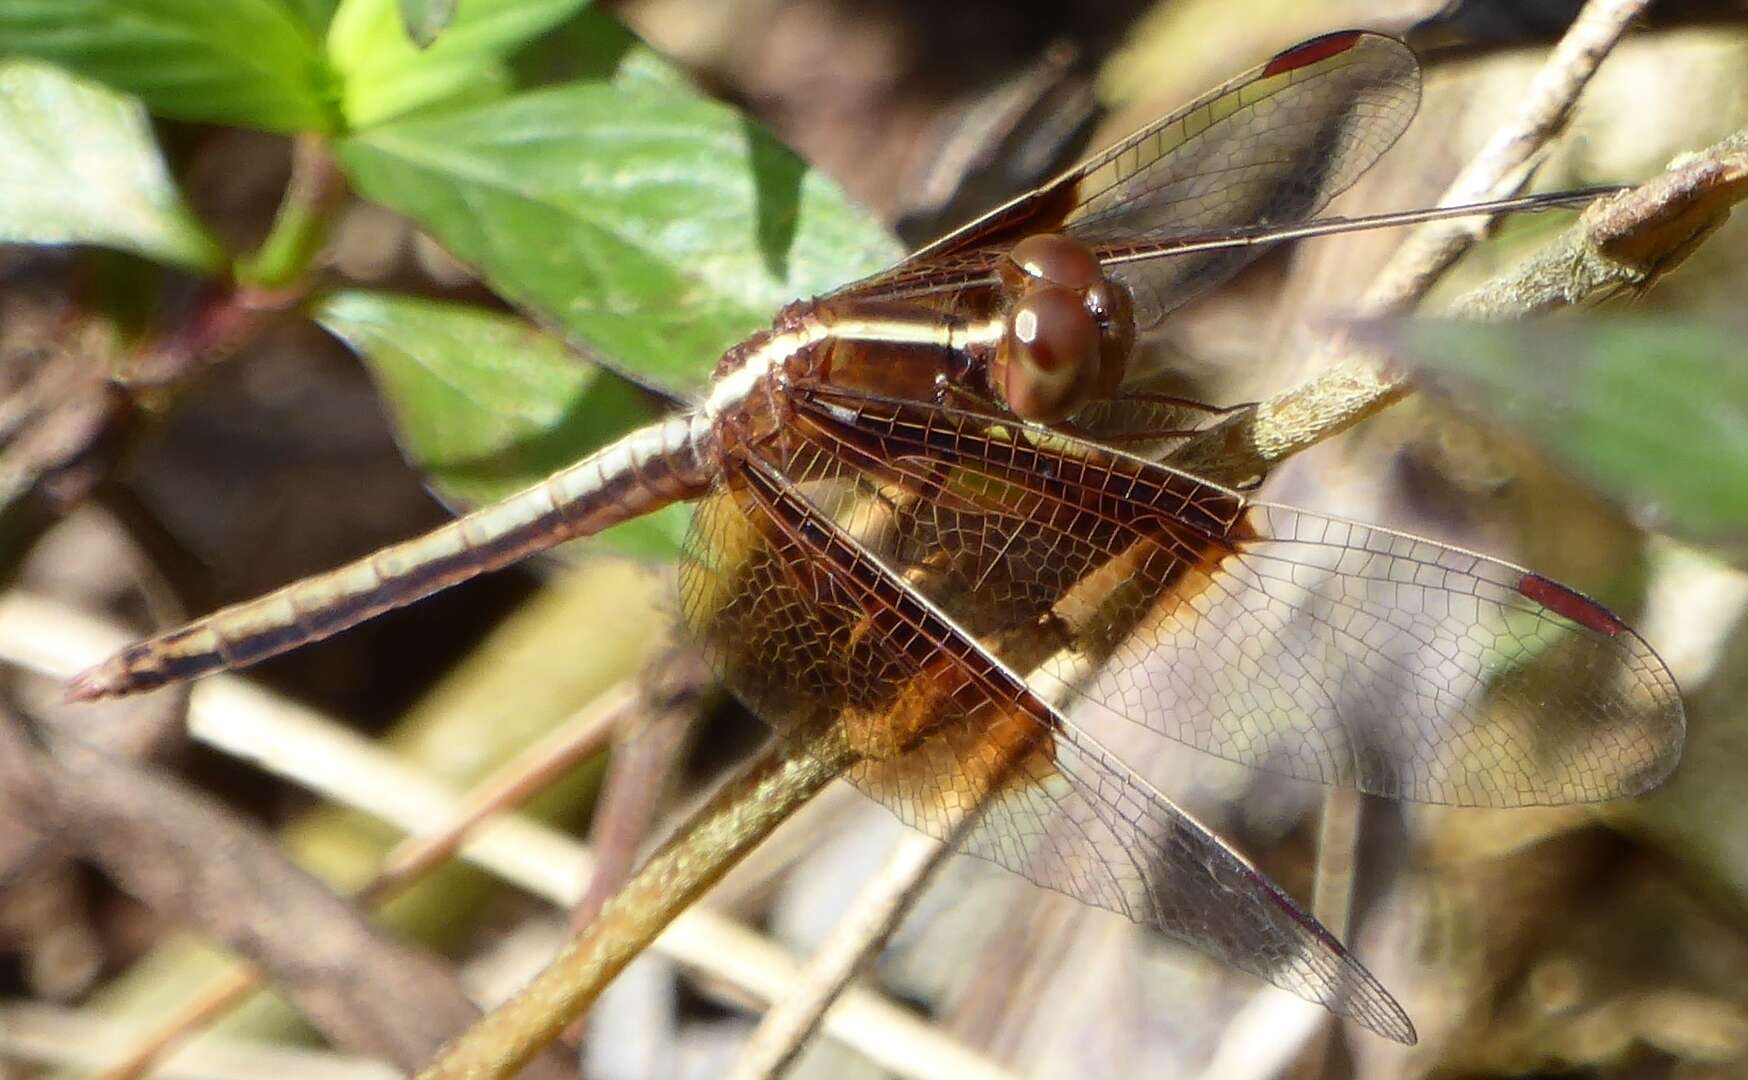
994,233,1135,423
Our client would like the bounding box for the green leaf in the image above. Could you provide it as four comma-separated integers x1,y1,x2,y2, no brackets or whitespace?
398,0,458,47
1362,316,1748,564
0,60,224,273
313,289,689,558
335,73,900,396
507,7,681,94
327,0,588,127
0,0,337,133
287,0,342,33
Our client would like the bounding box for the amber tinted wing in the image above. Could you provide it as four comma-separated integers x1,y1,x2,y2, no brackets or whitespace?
857,698,1416,1044
785,386,1685,806
677,453,1415,1042
834,31,1421,328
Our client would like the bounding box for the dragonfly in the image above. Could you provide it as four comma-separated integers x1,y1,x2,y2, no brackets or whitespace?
69,30,1684,1043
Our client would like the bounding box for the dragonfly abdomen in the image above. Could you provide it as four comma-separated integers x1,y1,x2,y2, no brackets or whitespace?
67,413,711,700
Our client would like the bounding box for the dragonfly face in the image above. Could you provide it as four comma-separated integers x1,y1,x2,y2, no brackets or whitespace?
990,232,1135,421
69,29,1686,1044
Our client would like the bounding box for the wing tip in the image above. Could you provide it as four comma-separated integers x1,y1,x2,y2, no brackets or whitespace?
1307,926,1420,1045
1612,708,1689,800
1515,572,1628,638
1262,29,1368,76
1349,975,1420,1045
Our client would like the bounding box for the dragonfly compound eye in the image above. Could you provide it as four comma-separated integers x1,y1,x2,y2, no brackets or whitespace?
996,284,1100,422
1005,233,1102,291
1086,279,1135,399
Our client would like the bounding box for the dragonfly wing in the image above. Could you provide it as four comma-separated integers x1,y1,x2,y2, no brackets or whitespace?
1061,392,1229,458
851,693,1415,1043
785,386,1685,806
1074,31,1420,327
831,32,1420,328
677,451,1414,1041
1063,501,1684,806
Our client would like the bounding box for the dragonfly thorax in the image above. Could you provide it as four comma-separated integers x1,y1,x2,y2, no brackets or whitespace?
992,233,1134,423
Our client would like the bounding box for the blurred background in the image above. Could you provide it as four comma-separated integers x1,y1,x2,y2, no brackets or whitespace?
3,1,1748,1077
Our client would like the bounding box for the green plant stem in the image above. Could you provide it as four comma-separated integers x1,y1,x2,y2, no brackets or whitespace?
418,725,858,1080
236,133,347,288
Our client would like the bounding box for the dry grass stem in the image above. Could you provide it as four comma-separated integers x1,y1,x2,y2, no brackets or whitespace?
571,649,713,928
0,708,482,1068
416,728,856,1078
92,967,261,1080
725,829,961,1080
0,1002,401,1080
0,592,1009,1080
92,682,641,1080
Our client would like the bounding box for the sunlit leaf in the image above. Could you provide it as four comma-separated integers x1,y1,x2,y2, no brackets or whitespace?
0,60,224,273
313,289,689,558
327,0,587,127
335,51,900,396
0,0,336,133
1360,315,1748,563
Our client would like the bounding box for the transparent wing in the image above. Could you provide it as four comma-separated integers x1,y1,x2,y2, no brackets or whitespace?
785,386,1685,806
853,690,1416,1043
835,31,1421,329
1070,502,1683,806
677,452,1414,1041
